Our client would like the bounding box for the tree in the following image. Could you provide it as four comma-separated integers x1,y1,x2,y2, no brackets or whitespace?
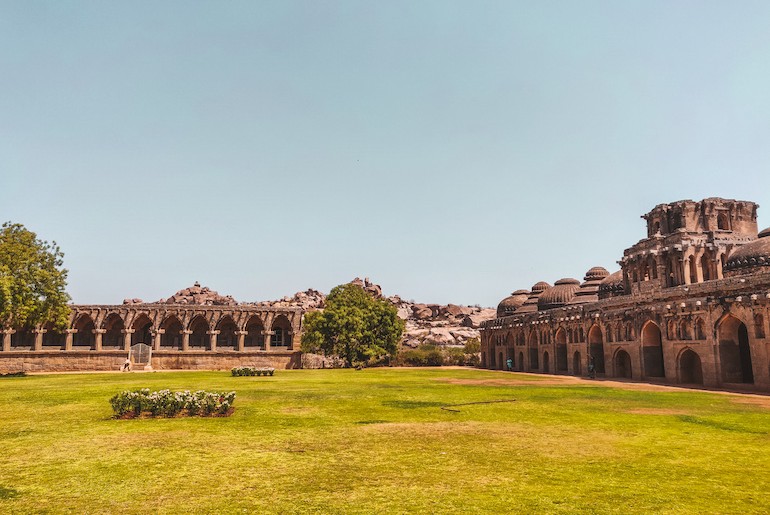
0,222,71,330
301,283,405,366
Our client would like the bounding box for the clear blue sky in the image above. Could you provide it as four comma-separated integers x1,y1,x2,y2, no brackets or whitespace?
2,1,770,307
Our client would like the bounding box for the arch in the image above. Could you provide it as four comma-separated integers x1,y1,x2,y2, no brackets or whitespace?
717,212,729,230
679,319,691,341
678,349,703,385
271,314,293,348
694,317,706,340
42,321,66,349
498,351,504,370
614,349,632,379
10,326,34,350
667,319,676,340
244,315,265,349
216,315,238,350
555,328,568,372
73,314,96,348
188,315,210,350
649,256,658,279
542,351,550,374
717,314,754,384
624,322,634,341
606,323,613,343
518,351,525,372
102,313,125,349
700,253,712,282
641,321,665,378
572,351,582,376
587,324,605,374
159,315,183,350
131,314,153,346
490,347,496,368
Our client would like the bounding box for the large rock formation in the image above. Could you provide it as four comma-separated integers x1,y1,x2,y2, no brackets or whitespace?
153,282,238,306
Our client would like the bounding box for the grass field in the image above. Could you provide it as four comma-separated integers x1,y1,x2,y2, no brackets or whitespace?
1,368,769,514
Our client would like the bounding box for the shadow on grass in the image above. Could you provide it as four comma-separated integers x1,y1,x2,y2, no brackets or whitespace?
678,415,768,435
0,485,20,499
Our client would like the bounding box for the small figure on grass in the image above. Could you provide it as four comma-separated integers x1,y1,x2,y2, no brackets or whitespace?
506,357,513,372
121,358,131,372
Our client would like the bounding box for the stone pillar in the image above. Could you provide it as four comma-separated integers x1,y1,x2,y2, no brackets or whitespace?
65,329,75,351
683,257,691,285
2,330,13,352
236,331,246,352
208,330,220,352
153,329,164,351
93,329,106,351
286,330,294,350
182,330,192,351
33,329,46,351
262,330,274,351
122,329,135,351
716,255,724,280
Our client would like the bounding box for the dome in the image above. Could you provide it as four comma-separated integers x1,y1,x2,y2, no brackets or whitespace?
598,270,624,299
570,266,610,305
514,282,551,314
724,228,770,276
537,278,580,311
496,290,530,317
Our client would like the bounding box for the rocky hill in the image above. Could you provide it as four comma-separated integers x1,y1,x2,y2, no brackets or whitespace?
126,278,494,347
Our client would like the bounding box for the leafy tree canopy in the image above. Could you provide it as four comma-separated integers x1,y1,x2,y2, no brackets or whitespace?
301,283,405,366
0,222,71,330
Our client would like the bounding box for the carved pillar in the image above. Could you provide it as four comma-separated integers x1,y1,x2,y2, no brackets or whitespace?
122,329,134,351
93,328,106,351
236,331,246,352
286,330,294,350
208,330,220,352
716,254,724,279
65,329,75,351
262,330,274,351
33,329,46,351
153,329,164,351
182,330,191,351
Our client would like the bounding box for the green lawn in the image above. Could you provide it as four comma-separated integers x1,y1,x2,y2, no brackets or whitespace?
1,368,769,514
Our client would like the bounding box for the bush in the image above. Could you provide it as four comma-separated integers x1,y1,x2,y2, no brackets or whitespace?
231,366,274,376
395,343,480,367
109,389,236,418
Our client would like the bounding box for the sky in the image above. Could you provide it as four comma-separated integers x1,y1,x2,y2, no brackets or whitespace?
2,1,770,307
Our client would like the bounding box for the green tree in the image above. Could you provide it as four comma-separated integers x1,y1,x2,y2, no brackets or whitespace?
0,222,71,330
301,283,405,366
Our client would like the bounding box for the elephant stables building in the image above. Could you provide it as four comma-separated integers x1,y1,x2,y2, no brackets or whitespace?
0,303,303,373
480,197,770,392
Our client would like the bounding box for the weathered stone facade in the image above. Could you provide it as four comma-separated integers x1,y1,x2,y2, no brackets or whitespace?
0,304,302,373
481,198,770,392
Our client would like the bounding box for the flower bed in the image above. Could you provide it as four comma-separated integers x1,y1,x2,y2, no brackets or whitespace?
110,389,235,419
231,366,275,377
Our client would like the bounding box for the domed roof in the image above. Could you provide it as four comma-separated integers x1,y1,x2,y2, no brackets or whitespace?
496,290,530,317
598,270,624,299
537,278,580,311
514,282,551,314
724,228,770,275
570,266,610,305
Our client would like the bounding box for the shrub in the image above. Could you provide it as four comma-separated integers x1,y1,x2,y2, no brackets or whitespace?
109,389,236,418
231,366,274,376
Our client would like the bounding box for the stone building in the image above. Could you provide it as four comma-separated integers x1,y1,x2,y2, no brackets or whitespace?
480,198,770,392
0,303,302,372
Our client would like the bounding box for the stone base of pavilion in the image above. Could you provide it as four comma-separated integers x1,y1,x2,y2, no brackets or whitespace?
0,350,302,374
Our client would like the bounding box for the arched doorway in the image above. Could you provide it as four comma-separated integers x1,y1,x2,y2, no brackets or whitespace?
555,328,568,372
160,316,183,350
614,349,632,378
718,315,754,384
641,321,665,378
131,314,153,346
588,325,605,374
188,316,210,350
528,332,539,370
216,316,238,350
244,315,265,349
498,351,504,370
42,321,66,349
102,313,125,349
572,351,582,376
679,349,703,384
271,315,292,348
518,352,525,372
73,314,96,349
542,351,550,374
